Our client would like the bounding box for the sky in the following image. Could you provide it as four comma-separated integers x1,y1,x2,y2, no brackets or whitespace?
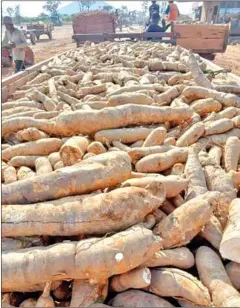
2,1,199,17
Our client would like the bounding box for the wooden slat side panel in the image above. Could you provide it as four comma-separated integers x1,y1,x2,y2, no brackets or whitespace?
176,38,224,53
1,53,62,102
174,24,228,39
2,87,9,103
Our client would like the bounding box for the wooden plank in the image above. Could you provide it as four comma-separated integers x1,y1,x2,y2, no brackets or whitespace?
73,32,176,46
176,38,224,53
2,57,52,87
2,51,66,102
174,24,229,39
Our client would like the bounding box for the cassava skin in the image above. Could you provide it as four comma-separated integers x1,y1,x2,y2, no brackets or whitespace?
196,246,232,289
183,86,240,107
142,127,167,147
204,165,237,227
110,290,174,307
225,262,240,290
211,280,240,307
35,157,53,175
128,145,175,164
187,53,213,89
143,247,194,269
2,185,166,237
220,198,240,263
2,138,63,161
196,246,240,307
121,175,188,199
190,98,222,116
87,141,106,155
153,196,213,248
16,128,49,141
20,298,37,307
35,282,55,307
107,93,154,107
54,105,193,136
17,166,36,180
110,267,151,292
70,280,108,307
176,122,205,147
2,226,162,292
184,146,207,201
200,215,223,249
2,117,56,137
95,126,160,144
148,268,211,306
224,136,240,172
204,118,234,136
2,152,132,204
136,147,188,173
9,156,43,168
59,136,89,166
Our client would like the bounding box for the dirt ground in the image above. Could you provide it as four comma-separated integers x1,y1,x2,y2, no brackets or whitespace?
2,24,240,77
213,45,240,76
2,24,75,78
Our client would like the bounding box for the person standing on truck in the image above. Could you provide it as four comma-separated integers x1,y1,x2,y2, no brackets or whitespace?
165,0,180,22
2,16,28,73
147,1,160,26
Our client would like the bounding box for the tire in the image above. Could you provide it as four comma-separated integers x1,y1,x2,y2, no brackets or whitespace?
30,33,37,45
48,31,52,40
201,53,216,61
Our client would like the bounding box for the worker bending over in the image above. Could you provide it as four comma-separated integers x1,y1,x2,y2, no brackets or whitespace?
2,16,28,73
165,0,180,22
146,12,171,33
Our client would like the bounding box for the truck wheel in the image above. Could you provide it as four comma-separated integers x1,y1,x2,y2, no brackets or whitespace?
30,33,37,45
48,32,52,40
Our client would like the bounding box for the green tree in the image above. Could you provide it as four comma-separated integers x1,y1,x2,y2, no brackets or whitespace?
77,1,95,12
43,0,61,15
14,5,21,25
103,5,113,12
85,1,96,11
6,7,14,17
77,1,85,11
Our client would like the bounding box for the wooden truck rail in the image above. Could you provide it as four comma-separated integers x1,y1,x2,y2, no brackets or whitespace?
72,24,229,55
72,32,177,46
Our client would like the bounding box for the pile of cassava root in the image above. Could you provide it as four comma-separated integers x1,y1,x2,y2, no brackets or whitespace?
2,41,240,307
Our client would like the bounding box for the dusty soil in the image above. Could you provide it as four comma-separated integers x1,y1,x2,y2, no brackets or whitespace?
2,24,75,78
2,24,240,78
214,45,240,76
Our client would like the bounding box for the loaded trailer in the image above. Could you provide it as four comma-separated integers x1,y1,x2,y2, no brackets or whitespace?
1,40,240,306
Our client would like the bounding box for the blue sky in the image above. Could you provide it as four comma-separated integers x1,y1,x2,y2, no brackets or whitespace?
2,1,200,17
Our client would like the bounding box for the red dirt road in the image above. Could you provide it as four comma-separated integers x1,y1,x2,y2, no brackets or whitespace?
214,45,240,76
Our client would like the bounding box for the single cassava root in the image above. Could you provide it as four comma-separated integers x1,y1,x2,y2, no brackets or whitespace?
2,152,132,204
2,225,162,291
54,105,193,135
2,184,166,237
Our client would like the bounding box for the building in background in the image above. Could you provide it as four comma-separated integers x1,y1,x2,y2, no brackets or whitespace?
191,0,240,35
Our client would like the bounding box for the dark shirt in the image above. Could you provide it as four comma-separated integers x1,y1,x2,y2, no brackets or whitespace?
149,4,160,16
